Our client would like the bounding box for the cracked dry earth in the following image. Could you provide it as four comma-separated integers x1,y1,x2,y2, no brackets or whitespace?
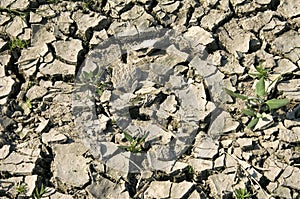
1,0,300,198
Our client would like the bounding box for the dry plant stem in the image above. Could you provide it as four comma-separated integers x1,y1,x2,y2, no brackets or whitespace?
225,152,272,199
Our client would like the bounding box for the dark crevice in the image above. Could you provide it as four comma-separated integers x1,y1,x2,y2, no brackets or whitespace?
184,5,194,27
269,0,280,11
118,2,135,16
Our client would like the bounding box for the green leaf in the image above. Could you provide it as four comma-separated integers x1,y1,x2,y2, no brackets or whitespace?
247,117,259,129
255,77,265,97
26,98,32,109
242,109,256,117
224,88,248,100
265,99,289,110
83,71,89,79
256,65,270,78
119,145,130,150
139,131,149,143
123,131,133,142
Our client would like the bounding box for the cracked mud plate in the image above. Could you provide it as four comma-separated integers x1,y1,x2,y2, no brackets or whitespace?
72,27,226,173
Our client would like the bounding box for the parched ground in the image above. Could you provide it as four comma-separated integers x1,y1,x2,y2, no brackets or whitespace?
0,0,300,198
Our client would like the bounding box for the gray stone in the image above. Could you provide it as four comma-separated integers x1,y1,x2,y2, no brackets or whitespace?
29,12,43,23
0,176,23,198
188,190,206,199
55,12,73,35
53,39,83,64
283,167,300,191
201,9,231,31
275,59,298,74
0,140,40,175
239,11,274,32
24,175,38,197
260,140,279,154
90,30,108,46
188,158,213,173
73,11,107,35
18,44,48,66
175,83,209,121
221,111,240,133
171,181,194,198
266,182,278,193
0,14,10,26
190,56,228,106
0,54,10,77
120,5,145,20
193,135,219,159
273,186,291,199
51,143,90,189
49,192,74,199
31,24,56,46
236,138,253,150
160,94,177,113
278,79,300,101
284,119,300,128
0,145,10,160
260,18,286,43
278,123,300,143
184,26,214,46
100,90,111,103
217,19,259,54
35,117,50,133
214,154,225,169
231,0,271,15
36,5,56,18
19,28,31,41
5,16,27,37
167,161,189,174
277,0,300,19
26,85,48,101
253,114,274,131
160,1,180,13
10,0,29,10
0,38,7,51
39,59,75,77
263,156,284,182
271,30,300,63
87,176,129,199
208,172,235,198
144,181,172,198
0,76,15,104
219,56,245,75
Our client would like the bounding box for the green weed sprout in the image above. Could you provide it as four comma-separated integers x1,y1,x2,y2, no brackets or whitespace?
80,70,105,96
225,65,289,129
119,131,149,153
9,38,29,51
16,183,27,195
234,188,251,199
32,184,46,199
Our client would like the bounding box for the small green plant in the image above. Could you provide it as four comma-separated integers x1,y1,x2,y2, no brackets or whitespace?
111,119,117,125
32,184,46,199
79,70,105,96
249,65,270,79
9,38,29,51
0,7,28,17
187,165,194,174
119,131,149,153
26,98,32,109
96,82,104,96
46,0,61,3
224,65,289,129
16,183,27,195
234,188,251,199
